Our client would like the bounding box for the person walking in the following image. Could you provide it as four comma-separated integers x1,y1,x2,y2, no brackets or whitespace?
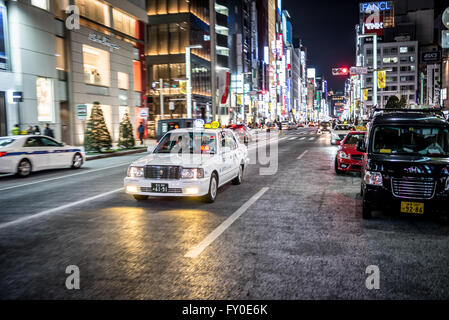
138,122,145,145
34,125,41,135
44,123,54,137
27,126,34,135
11,124,20,135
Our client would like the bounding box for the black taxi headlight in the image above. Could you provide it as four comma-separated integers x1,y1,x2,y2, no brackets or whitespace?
364,171,383,186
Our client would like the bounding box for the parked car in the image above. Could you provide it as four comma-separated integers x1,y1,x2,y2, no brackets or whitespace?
0,135,85,177
226,123,254,144
359,108,449,219
335,131,366,174
331,124,356,145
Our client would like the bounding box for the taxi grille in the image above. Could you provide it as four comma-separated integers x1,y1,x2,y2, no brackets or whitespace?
144,166,181,180
391,178,435,200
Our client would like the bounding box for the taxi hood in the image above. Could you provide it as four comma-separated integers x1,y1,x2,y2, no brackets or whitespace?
131,152,213,167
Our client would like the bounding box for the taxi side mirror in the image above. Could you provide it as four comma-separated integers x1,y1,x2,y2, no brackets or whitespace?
356,140,366,153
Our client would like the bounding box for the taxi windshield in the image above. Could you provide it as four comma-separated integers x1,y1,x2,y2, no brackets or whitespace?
0,138,15,147
343,133,365,145
372,125,449,157
155,132,217,154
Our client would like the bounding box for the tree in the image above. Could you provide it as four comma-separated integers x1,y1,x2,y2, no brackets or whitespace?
385,96,400,109
118,112,135,149
398,96,407,108
84,102,112,152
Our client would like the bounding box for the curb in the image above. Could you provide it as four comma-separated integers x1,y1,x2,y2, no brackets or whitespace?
87,148,147,161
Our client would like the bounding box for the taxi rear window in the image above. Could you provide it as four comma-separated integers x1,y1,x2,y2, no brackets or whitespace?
0,138,15,147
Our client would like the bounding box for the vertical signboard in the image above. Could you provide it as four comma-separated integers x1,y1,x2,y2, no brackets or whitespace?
0,2,8,71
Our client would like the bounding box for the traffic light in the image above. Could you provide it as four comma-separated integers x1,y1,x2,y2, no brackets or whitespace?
332,67,349,76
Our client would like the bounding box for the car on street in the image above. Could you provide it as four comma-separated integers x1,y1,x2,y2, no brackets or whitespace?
307,121,316,127
281,121,295,130
226,123,254,145
124,127,249,203
358,109,449,219
331,124,356,145
319,121,331,132
334,131,366,174
0,135,85,177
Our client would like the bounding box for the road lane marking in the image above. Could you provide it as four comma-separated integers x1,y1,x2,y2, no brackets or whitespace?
0,187,124,230
0,161,133,192
185,187,269,258
297,150,308,160
308,137,315,141
299,137,306,140
288,137,296,140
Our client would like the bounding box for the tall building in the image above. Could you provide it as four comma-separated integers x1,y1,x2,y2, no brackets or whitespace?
146,0,212,136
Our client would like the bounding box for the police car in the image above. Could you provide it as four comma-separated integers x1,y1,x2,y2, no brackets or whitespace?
124,121,249,203
0,135,86,177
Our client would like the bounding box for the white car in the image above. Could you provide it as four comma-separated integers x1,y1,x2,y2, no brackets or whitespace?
0,135,86,177
124,128,249,203
331,124,356,145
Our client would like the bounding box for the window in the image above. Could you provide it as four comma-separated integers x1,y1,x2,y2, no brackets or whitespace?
133,61,142,92
40,137,61,147
83,44,110,87
112,8,137,38
36,77,54,122
24,137,42,147
383,57,398,64
31,0,49,10
75,0,111,27
55,37,66,71
400,46,408,53
118,72,129,90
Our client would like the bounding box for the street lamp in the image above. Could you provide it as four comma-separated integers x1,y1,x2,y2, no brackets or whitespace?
185,44,202,118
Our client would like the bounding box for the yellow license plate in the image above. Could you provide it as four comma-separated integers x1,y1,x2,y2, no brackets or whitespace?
400,201,424,214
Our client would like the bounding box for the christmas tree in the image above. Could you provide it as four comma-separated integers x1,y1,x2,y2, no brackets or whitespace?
118,112,135,149
84,102,112,152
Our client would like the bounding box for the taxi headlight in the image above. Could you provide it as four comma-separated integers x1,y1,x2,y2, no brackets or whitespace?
181,168,204,179
364,171,383,186
128,166,144,178
338,151,351,160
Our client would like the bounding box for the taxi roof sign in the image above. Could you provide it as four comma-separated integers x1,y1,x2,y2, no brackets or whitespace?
204,121,220,129
193,119,205,129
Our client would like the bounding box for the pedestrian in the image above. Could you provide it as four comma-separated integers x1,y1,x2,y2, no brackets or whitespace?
11,124,20,135
44,123,54,137
27,126,34,135
34,125,41,135
138,122,145,145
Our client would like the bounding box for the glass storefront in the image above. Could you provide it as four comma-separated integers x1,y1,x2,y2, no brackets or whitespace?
82,44,110,87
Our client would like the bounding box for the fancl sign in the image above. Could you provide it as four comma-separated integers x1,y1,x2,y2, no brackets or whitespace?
360,2,392,14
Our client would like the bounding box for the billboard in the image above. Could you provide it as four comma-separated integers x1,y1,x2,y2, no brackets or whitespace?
0,3,7,71
359,1,394,38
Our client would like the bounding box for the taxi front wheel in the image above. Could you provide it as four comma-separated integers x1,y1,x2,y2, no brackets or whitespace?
203,173,218,203
16,159,32,177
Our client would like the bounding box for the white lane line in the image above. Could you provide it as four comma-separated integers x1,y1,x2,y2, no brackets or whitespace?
297,150,308,160
288,137,296,140
185,187,269,258
0,187,124,230
308,137,315,141
0,161,133,192
299,137,306,140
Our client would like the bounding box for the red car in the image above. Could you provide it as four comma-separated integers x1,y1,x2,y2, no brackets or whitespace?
335,131,366,174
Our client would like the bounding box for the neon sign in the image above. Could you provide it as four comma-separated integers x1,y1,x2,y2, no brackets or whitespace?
360,2,392,14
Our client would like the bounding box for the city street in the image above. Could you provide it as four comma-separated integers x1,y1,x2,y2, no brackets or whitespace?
1,127,449,299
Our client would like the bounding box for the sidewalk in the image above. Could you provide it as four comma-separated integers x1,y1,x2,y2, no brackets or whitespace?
86,138,157,161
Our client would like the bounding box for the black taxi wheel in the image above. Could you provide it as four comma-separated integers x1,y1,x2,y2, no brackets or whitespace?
362,200,372,219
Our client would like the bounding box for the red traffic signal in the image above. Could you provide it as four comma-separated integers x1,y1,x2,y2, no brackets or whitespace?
332,67,349,76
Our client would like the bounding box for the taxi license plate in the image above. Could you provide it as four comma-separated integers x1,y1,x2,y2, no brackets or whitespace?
400,201,424,214
151,183,168,193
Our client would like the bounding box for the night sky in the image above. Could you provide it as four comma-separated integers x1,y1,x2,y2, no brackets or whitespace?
284,0,361,92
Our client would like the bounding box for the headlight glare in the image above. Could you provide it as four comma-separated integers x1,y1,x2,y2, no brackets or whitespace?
364,171,383,186
128,166,144,177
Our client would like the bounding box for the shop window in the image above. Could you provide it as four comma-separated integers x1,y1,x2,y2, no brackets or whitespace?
56,37,66,71
133,61,142,92
36,77,54,122
112,8,137,38
118,72,129,90
32,0,49,11
75,0,111,27
83,44,110,87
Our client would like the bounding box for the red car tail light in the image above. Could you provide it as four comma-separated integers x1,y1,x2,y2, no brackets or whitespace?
0,152,7,157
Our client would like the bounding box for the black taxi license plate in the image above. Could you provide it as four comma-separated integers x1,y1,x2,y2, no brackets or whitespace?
151,183,168,193
400,201,424,215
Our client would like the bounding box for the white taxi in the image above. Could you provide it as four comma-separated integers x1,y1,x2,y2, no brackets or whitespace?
124,127,249,203
0,135,86,177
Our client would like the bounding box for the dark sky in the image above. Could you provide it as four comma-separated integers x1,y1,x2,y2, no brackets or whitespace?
284,0,361,92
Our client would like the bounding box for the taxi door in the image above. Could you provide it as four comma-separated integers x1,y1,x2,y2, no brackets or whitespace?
40,137,69,168
219,131,233,183
22,137,50,170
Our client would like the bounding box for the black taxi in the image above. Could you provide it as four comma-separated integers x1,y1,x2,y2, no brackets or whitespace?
357,108,449,219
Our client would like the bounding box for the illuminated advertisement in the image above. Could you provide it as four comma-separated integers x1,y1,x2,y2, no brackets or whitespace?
36,77,54,122
359,1,394,38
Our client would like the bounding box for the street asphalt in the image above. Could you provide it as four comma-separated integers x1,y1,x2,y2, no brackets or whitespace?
1,127,449,299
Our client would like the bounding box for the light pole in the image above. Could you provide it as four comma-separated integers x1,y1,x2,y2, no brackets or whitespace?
185,44,202,118
241,71,252,124
357,33,378,108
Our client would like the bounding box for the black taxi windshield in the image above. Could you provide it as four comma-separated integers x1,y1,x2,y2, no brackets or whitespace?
334,125,355,131
372,125,449,157
155,132,217,154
